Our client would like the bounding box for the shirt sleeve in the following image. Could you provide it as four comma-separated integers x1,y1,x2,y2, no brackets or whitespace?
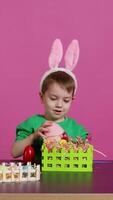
77,125,88,140
16,118,34,141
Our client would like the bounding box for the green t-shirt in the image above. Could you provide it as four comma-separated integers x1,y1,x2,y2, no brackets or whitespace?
16,115,88,161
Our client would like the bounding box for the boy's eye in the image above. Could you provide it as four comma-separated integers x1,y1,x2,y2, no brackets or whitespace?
50,97,57,100
64,99,70,103
49,96,71,103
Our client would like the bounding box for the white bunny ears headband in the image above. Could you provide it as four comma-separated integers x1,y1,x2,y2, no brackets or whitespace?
40,39,80,94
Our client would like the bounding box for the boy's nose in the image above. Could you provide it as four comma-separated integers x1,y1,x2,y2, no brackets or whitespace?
56,100,63,107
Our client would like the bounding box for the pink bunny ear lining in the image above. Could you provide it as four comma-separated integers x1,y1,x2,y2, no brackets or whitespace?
48,39,63,69
65,39,80,71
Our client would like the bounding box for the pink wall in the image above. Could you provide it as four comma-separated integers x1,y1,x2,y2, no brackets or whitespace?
0,0,113,160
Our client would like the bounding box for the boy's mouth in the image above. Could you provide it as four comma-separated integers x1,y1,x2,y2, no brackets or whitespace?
53,110,62,115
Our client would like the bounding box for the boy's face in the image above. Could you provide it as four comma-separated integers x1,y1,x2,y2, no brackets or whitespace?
40,82,74,122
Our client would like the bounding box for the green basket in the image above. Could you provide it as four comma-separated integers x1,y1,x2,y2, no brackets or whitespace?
41,144,93,172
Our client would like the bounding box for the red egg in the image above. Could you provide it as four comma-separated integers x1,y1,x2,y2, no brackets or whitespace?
62,133,68,141
23,145,35,163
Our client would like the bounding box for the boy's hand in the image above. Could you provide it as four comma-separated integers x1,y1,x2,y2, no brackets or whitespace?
33,121,53,140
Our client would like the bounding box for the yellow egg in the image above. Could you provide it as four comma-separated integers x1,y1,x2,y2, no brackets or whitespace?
59,139,68,145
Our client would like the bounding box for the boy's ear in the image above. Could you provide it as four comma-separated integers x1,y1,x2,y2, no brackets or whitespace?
39,92,43,102
39,92,42,98
72,95,75,100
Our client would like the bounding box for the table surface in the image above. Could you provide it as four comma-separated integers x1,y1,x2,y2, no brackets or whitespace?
0,160,113,193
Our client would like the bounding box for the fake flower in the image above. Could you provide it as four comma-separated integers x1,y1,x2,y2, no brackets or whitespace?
43,136,90,153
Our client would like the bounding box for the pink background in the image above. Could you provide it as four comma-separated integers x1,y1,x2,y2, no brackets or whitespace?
0,0,113,160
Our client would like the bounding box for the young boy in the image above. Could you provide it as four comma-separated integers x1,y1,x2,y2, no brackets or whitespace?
11,39,88,161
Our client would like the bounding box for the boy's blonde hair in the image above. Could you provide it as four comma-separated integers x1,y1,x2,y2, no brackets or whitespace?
41,71,75,96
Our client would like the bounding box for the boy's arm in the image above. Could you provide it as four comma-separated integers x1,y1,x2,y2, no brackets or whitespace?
11,133,35,158
11,121,52,158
